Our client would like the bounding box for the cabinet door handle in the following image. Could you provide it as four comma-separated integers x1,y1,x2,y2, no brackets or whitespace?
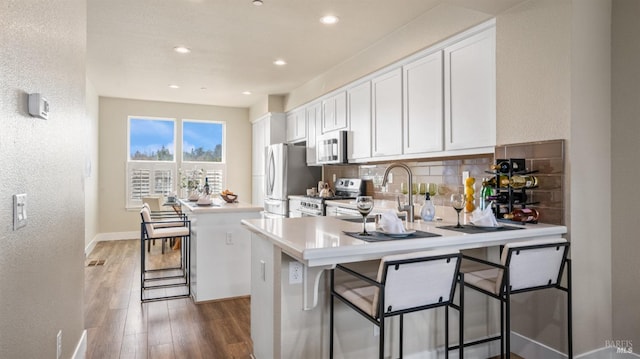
260,260,266,281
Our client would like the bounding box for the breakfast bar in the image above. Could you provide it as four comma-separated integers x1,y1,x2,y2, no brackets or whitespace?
241,213,567,358
179,199,263,302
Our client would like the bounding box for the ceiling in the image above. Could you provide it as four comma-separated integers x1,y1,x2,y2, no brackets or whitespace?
87,0,525,109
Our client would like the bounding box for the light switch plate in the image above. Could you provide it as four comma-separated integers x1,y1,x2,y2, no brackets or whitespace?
13,194,27,230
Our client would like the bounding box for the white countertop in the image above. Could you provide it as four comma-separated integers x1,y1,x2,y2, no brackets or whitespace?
241,214,567,267
179,198,263,214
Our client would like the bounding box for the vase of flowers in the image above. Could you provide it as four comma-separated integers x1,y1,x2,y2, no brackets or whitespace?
179,167,205,200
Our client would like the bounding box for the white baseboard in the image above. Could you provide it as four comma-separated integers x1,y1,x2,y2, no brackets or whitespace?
85,231,138,255
576,346,640,359
72,330,87,359
511,331,566,359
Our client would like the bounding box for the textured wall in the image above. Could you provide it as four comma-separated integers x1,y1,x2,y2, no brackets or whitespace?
0,0,87,358
98,97,251,233
611,0,640,348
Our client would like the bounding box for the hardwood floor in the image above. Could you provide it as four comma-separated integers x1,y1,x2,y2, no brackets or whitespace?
85,240,252,359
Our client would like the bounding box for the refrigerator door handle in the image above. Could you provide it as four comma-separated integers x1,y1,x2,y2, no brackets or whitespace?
266,147,275,196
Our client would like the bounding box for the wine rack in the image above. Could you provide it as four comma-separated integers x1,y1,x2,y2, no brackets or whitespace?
484,158,539,223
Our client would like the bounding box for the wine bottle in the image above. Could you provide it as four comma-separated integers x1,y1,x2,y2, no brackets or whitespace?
490,162,510,173
503,208,539,222
486,192,528,204
509,175,538,189
482,175,509,188
480,178,494,210
203,177,210,195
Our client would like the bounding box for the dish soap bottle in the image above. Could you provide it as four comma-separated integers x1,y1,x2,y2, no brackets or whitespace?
420,192,435,221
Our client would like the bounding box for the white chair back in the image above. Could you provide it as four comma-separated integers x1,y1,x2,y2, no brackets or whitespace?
497,238,568,293
142,196,162,211
140,206,155,238
373,249,460,317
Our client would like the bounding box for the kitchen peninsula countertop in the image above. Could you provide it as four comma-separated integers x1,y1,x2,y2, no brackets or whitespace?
179,198,263,214
241,213,567,267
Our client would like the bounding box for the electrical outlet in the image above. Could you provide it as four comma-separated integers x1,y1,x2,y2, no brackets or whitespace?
225,232,233,245
289,261,303,284
56,330,62,359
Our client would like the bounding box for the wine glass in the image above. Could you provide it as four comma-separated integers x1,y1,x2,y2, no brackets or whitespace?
450,193,466,228
355,196,374,236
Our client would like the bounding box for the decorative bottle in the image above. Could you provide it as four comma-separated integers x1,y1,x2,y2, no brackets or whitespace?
420,192,435,221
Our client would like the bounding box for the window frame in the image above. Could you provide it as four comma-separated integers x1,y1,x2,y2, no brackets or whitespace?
125,116,227,209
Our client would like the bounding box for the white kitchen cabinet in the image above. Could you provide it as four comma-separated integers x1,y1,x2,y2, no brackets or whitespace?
403,50,444,154
444,26,496,150
347,81,372,161
286,108,306,143
372,68,403,157
251,113,285,205
305,101,321,166
321,91,347,133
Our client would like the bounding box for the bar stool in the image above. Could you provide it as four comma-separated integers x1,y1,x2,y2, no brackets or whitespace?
330,249,464,359
142,203,186,253
140,206,191,302
461,238,572,358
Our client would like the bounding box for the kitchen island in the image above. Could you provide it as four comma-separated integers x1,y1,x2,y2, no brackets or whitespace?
241,212,567,358
179,199,263,302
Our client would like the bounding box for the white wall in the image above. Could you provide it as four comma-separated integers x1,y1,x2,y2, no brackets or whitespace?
98,97,251,233
0,1,87,358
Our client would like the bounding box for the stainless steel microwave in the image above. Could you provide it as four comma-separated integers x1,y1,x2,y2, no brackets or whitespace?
316,131,347,165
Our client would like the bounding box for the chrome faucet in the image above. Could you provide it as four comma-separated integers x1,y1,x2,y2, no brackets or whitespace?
381,162,415,222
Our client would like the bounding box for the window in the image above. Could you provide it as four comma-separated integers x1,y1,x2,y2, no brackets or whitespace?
181,120,226,195
126,116,226,209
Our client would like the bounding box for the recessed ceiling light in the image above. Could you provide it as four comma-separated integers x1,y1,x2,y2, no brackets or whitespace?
169,84,180,89
173,46,191,54
242,91,252,95
274,59,287,66
252,0,263,6
320,15,339,25
200,87,207,90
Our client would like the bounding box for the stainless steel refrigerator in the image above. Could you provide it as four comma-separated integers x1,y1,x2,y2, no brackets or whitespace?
264,143,321,218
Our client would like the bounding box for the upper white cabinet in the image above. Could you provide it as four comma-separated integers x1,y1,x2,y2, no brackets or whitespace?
321,91,347,133
403,51,444,154
372,68,403,157
347,81,371,161
305,101,321,166
286,108,306,143
444,26,496,151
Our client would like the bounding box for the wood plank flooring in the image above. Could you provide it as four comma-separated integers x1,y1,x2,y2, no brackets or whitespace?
85,239,252,359
85,239,524,359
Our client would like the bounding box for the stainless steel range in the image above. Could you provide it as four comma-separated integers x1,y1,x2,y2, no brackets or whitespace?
298,178,366,217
